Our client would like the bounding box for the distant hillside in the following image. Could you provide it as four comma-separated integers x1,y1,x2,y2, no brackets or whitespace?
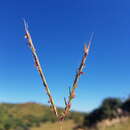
1,97,130,130
0,102,85,130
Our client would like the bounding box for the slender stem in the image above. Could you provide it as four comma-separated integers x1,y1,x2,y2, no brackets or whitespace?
59,121,63,130
60,33,94,120
23,20,93,121
23,20,58,118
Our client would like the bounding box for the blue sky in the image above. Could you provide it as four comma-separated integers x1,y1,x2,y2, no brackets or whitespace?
0,0,130,112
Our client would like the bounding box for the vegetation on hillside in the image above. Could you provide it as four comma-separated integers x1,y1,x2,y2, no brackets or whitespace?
83,97,130,129
0,96,130,130
0,102,84,130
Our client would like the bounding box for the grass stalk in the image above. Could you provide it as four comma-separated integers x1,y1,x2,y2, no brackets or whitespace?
23,20,58,118
23,20,93,123
59,32,94,120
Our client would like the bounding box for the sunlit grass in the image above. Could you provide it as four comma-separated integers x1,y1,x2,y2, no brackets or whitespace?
31,118,130,130
100,118,130,130
31,120,75,130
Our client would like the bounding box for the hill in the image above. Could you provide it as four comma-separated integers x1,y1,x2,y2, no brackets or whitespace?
0,102,85,130
0,97,130,130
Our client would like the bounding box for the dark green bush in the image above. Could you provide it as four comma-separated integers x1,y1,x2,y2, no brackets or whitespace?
83,97,122,127
100,97,122,119
122,98,130,113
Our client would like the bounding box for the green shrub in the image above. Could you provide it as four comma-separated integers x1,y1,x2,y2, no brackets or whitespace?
122,98,130,113
83,97,122,127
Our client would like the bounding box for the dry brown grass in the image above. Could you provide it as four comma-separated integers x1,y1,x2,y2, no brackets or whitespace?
31,120,75,130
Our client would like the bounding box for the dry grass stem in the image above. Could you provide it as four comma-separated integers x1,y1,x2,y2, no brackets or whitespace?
23,20,58,118
23,20,93,123
59,32,94,120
